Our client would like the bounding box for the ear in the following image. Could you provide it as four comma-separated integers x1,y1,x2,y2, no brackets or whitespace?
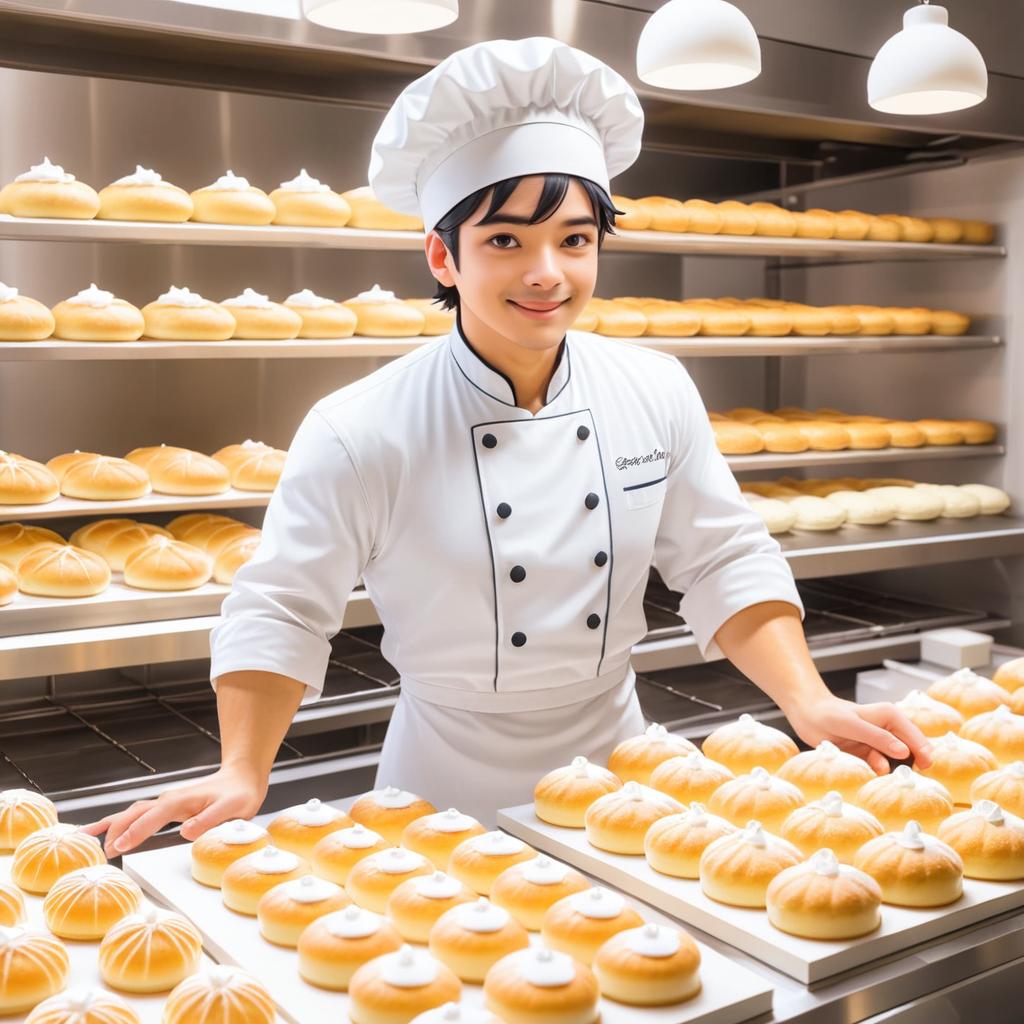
424,231,456,288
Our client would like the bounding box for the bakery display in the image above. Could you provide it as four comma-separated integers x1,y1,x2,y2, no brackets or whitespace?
98,907,202,993
427,897,530,982
584,781,683,855
780,791,884,863
483,946,599,1024
310,823,391,886
52,285,146,342
220,846,310,915
540,886,644,965
701,713,799,775
489,854,590,930
348,787,437,844
852,821,963,906
190,818,270,887
607,722,698,785
0,881,26,927
24,989,141,1024
256,874,351,947
533,756,622,828
125,446,230,496
42,865,142,940
699,821,802,907
342,185,423,231
297,905,403,991
401,808,487,870
141,286,236,341
346,847,434,913
270,170,352,227
707,767,806,833
343,285,427,338
0,157,99,219
591,921,702,1006
348,944,461,1024
0,451,60,505
854,765,955,834
959,705,1024,765
123,537,213,591
97,166,193,222
776,739,875,802
895,689,966,737
284,289,358,338
927,668,1012,718
970,762,1024,817
643,803,737,879
162,966,275,1024
0,283,56,341
936,800,1024,880
0,788,58,849
386,870,476,943
267,797,352,859
0,926,69,1014
189,171,276,226
221,288,302,340
447,830,537,895
11,822,106,893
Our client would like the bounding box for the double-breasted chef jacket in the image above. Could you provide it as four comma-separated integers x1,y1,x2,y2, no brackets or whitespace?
209,317,804,824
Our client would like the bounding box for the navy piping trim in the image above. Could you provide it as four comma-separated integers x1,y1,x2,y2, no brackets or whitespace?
623,474,667,492
588,410,613,676
455,308,518,406
469,427,502,691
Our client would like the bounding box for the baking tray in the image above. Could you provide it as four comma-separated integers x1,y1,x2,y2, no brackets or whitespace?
497,802,1024,984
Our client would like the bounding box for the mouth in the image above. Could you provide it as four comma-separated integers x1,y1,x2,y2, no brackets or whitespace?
507,298,570,320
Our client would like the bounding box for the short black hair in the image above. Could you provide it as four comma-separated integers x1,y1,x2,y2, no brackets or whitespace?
429,173,621,312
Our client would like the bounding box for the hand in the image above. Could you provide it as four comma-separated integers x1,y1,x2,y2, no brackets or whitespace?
783,693,933,775
80,764,267,859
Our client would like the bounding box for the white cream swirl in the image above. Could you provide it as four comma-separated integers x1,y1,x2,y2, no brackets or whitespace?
112,165,164,186
567,886,624,919
65,283,114,308
203,170,251,191
379,945,438,987
350,283,398,304
16,157,75,183
222,287,272,309
278,168,330,193
324,904,381,939
157,285,209,308
285,288,334,308
0,284,18,303
623,922,681,958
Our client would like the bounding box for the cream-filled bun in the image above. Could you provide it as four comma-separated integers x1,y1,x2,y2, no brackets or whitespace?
698,821,802,908
50,453,150,502
533,756,622,829
483,946,599,1024
926,667,1012,719
583,781,683,855
190,818,270,888
0,452,60,505
540,886,644,966
643,802,737,879
162,966,275,1024
404,299,456,336
349,787,436,845
266,798,352,860
766,849,882,940
221,288,302,340
852,821,963,906
341,185,423,231
592,921,701,1006
349,944,462,1023
283,289,357,338
701,713,799,775
126,447,230,497
0,926,69,1014
256,874,351,947
211,440,285,492
776,740,876,803
346,847,433,914
0,283,55,341
971,762,1024,818
994,657,1024,692
708,766,806,834
0,564,14,607
960,704,1024,765
490,855,590,931
17,545,111,599
410,1004,503,1024
0,883,25,929
447,831,537,897
221,845,309,915
0,789,57,850
0,157,99,219
189,170,276,225
270,169,351,227
937,800,1024,880
123,536,212,591
401,808,487,871
310,823,391,886
780,791,884,863
918,732,1000,804
97,166,192,222
213,532,261,585
98,907,202,993
140,286,236,341
427,896,530,983
297,905,403,991
386,870,476,943
51,284,144,342
24,988,140,1024
343,284,427,338
648,750,734,805
607,722,698,785
895,689,965,737
42,865,141,941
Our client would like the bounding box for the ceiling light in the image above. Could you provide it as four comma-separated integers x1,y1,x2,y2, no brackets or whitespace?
301,0,457,34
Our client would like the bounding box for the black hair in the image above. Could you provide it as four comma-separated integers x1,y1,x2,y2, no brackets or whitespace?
429,173,621,312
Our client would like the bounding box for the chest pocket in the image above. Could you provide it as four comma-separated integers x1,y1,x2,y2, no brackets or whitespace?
624,474,668,510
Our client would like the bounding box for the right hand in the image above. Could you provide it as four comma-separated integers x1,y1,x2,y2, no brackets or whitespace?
80,763,268,859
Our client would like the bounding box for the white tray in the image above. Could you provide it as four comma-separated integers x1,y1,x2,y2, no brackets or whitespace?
497,802,1024,984
123,839,773,1024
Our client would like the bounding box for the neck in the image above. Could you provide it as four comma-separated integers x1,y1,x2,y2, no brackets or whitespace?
458,304,563,414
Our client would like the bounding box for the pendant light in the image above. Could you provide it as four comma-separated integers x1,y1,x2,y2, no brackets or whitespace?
301,0,457,34
636,0,761,91
868,1,987,114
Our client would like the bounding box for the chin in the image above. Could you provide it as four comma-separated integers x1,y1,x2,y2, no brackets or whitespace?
501,315,573,351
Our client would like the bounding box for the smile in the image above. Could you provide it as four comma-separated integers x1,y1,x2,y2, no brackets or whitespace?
507,299,569,319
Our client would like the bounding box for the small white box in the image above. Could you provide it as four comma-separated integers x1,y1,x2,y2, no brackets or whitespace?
920,628,994,670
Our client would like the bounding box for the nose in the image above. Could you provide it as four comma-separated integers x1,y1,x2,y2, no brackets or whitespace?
522,244,565,291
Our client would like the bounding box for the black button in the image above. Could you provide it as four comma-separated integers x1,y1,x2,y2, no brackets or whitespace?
594,551,608,567
496,502,512,519
510,565,526,583
587,614,601,629
585,492,600,510
481,433,497,449
511,632,527,647
577,425,590,441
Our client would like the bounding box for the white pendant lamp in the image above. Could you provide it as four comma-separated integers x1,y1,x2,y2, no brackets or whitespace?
636,0,761,91
868,2,987,114
301,0,457,34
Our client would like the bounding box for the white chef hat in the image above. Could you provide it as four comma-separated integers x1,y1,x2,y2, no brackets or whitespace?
368,36,645,234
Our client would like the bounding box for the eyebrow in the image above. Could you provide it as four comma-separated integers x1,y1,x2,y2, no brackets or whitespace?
473,215,599,228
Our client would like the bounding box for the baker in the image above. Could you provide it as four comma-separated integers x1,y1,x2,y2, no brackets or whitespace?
87,36,931,855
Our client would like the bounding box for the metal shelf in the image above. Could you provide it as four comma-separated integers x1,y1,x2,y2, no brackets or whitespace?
727,443,1005,472
0,488,272,522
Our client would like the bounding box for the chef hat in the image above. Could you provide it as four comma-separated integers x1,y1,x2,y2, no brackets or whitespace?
368,36,644,234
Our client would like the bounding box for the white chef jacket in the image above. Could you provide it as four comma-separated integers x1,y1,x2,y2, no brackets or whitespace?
209,319,803,823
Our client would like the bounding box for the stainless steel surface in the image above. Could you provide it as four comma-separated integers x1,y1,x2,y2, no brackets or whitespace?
728,444,1005,473
0,488,271,522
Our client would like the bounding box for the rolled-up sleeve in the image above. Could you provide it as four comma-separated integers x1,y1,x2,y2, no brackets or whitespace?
208,407,376,703
652,364,803,661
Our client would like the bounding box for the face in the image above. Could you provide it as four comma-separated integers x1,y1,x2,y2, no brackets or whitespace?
425,175,600,353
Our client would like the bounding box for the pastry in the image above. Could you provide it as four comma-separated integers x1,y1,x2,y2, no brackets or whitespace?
915,419,965,445
823,489,895,525
584,781,682,855
929,309,971,336
386,870,476,943
883,306,932,335
854,765,955,833
190,818,270,888
97,166,193,222
161,966,275,1024
927,217,964,244
689,300,751,336
80,521,169,569
24,989,141,1024
711,420,763,455
648,750,734,805
12,823,105,893
341,185,422,231
533,756,622,829
776,740,875,802
632,300,701,338
895,689,965,737
790,421,850,451
918,732,1000,804
405,299,455,336
541,886,644,965
780,791,884,863
607,722,697,785
428,897,530,982
126,447,230,496
0,452,60,505
483,946,599,1024
927,667,1011,718
0,157,99,219
754,422,810,453
0,881,25,928
787,499,846,531
123,537,213,591
221,288,302,340
43,865,142,940
0,927,69,1014
121,444,185,471
708,767,805,833
862,214,901,242
879,420,927,447
609,195,652,231
586,298,646,337
271,170,352,226
865,485,943,520
50,454,150,502
766,849,882,940
214,441,287,492
716,200,758,235
793,208,836,239
349,786,436,844
960,704,1024,765
310,823,391,886
820,208,870,240
297,905,403,991
165,512,235,540
213,533,261,585
343,285,426,337
632,196,689,232
749,202,798,237
179,518,255,555
346,847,434,914
680,199,723,234
853,822,963,907
348,945,461,1024
283,289,358,338
489,855,589,930
0,563,15,605
592,921,701,1005
409,1004,502,1024
702,714,799,775
937,800,1024,880
221,845,309,915
190,170,276,225
401,808,487,871
994,658,1024,693
879,214,934,243
98,907,202,993
745,496,797,534
0,283,56,340
846,305,895,334
267,798,352,859
448,831,537,895
643,802,737,879
141,287,236,341
698,821,802,908
913,483,981,518
256,874,351,947
0,788,58,849
961,220,996,245
970,762,1024,818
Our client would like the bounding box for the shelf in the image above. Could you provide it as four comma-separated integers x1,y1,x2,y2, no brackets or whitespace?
727,443,1005,473
0,488,272,523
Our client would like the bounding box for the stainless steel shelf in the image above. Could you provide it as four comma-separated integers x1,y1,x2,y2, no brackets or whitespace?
727,443,1005,472
0,488,271,522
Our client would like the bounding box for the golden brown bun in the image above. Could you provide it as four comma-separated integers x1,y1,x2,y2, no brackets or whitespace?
404,299,455,337
0,789,58,851
78,522,168,567
648,751,734,805
349,946,461,1021
708,768,806,833
585,298,647,337
190,819,270,888
928,309,971,335
190,184,276,226
927,217,964,244
51,454,150,501
592,923,702,1006
780,792,883,863
914,419,965,445
633,196,689,232
178,517,247,551
716,200,757,235
17,544,111,598
310,825,391,887
584,782,682,855
400,809,487,871
0,178,99,220
775,740,875,802
0,882,25,928
256,875,351,947
702,714,799,775
792,209,835,239
853,823,963,906
224,300,302,340
712,420,764,455
0,293,56,341
755,422,809,453
971,763,1024,817
937,802,1024,880
484,947,599,1024
448,832,537,896
540,887,644,966
427,897,530,982
749,202,797,237
386,871,476,944
719,300,792,336
123,536,212,591
917,731,1000,803
97,181,193,222
994,659,1024,694
0,451,60,504
0,928,69,1014
283,299,357,339
960,705,1024,765
489,855,590,930
340,186,420,230
266,798,353,859
862,214,901,242
127,448,231,496
271,182,351,227
951,418,998,444
894,689,965,737
961,219,995,245
165,512,235,540
878,214,934,242
343,293,426,338
12,823,105,893
884,306,932,335
699,822,802,907
927,669,1011,719
855,766,955,833
607,723,697,785
882,420,928,447
221,846,309,915
43,865,141,940
98,908,202,993
349,788,436,845
211,441,285,491
609,195,652,231
846,305,895,335
140,299,236,341
790,420,851,451
643,805,737,879
213,532,261,585
688,300,751,336
681,198,723,235
571,306,599,332
122,444,188,471
346,848,434,914
0,564,15,606
161,966,275,1024
297,906,403,991
633,300,701,338
822,209,870,240
24,988,140,1023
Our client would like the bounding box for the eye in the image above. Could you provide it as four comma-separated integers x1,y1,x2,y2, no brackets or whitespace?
564,233,592,248
488,234,519,249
